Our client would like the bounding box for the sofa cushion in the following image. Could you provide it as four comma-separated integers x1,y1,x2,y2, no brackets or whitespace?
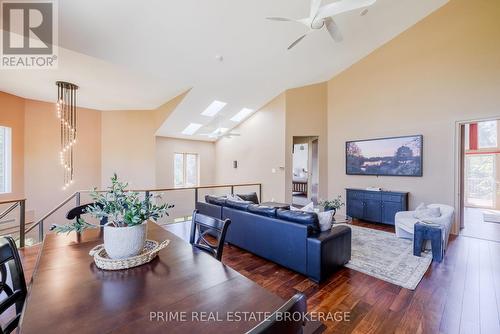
236,192,259,204
276,209,320,233
247,204,277,218
225,199,253,211
205,195,227,206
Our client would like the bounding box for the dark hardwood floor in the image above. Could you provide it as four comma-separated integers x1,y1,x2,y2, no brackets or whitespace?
18,220,500,334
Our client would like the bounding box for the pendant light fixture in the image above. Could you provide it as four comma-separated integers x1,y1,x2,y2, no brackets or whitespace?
56,81,78,189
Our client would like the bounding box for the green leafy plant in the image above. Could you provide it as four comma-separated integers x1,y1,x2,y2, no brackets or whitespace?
52,174,173,234
319,195,345,211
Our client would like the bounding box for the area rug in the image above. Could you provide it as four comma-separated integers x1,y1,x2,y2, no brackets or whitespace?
340,224,432,290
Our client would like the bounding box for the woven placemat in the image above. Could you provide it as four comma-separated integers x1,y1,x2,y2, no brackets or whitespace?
89,239,170,271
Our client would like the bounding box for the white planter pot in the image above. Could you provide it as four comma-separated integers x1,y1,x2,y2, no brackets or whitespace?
103,223,147,259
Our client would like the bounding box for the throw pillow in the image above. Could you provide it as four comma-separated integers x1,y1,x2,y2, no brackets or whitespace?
291,202,314,212
414,207,441,220
227,194,243,202
318,210,335,232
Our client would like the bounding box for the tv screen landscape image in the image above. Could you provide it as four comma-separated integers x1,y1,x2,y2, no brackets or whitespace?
346,135,423,176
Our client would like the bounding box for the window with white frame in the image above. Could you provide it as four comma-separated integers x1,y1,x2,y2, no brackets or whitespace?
0,126,12,194
478,121,497,149
174,153,199,187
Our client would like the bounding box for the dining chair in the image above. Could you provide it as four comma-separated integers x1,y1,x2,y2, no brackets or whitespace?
0,236,27,334
246,293,307,334
189,210,231,261
66,202,107,225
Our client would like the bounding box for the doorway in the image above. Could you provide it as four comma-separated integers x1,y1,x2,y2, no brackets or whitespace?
458,119,500,242
292,136,319,207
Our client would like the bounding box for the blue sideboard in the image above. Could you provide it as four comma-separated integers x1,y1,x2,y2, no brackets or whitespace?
346,188,408,225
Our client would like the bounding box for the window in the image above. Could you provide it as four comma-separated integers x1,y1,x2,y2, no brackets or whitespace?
174,153,199,187
0,126,12,194
478,121,497,149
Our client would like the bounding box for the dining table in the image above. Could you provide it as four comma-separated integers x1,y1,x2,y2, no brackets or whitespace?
19,221,323,333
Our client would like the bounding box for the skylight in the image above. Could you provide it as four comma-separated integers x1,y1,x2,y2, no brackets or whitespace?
201,100,227,117
182,123,203,135
231,108,254,122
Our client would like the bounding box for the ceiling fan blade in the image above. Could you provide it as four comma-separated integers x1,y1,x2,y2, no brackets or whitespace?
325,18,343,42
317,0,377,20
266,17,294,22
310,0,322,18
288,34,308,50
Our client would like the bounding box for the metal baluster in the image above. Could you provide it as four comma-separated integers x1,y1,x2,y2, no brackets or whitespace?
19,200,26,248
39,219,44,242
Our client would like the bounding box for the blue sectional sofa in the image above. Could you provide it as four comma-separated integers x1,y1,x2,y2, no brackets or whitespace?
196,195,351,283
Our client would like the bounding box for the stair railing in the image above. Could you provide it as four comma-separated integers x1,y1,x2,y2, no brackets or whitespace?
23,183,262,245
0,198,26,247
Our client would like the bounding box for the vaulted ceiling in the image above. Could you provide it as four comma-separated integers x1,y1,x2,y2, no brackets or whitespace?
0,0,448,141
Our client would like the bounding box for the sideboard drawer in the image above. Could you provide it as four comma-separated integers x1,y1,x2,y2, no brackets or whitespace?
382,194,402,203
364,192,382,200
347,191,364,200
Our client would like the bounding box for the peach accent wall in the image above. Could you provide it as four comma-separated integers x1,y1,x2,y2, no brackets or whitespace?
215,94,286,202
0,92,25,201
24,99,102,222
327,0,500,233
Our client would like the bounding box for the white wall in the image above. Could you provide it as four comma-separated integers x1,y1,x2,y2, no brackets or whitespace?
155,136,215,221
215,94,286,202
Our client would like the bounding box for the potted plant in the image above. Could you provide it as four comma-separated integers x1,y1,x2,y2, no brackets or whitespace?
318,195,345,216
53,174,173,259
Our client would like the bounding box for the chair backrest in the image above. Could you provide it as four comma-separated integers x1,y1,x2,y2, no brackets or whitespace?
0,236,27,334
66,203,107,225
246,293,307,334
190,210,231,261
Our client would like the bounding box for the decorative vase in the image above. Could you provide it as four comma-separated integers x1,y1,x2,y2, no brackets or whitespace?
103,223,147,259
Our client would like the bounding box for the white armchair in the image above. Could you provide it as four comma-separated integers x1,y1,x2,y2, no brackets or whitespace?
395,204,455,249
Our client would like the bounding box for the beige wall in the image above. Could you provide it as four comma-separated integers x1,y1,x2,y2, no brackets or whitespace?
155,136,215,219
327,0,500,233
215,94,286,202
101,109,157,189
0,92,25,201
285,83,328,203
155,136,215,188
100,92,187,189
24,99,101,223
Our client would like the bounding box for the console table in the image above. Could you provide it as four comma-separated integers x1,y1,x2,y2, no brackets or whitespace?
346,188,408,225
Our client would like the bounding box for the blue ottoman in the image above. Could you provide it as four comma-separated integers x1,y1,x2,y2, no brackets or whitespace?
413,222,444,262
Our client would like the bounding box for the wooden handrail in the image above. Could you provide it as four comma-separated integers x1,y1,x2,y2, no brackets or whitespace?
76,183,262,194
25,193,78,235
0,198,26,205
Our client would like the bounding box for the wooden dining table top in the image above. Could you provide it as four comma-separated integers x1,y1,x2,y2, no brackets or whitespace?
19,221,323,333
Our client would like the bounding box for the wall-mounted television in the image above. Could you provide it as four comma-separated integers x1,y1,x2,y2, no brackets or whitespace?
346,135,423,177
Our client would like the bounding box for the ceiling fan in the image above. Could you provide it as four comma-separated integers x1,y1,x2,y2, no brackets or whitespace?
199,124,241,140
267,0,377,50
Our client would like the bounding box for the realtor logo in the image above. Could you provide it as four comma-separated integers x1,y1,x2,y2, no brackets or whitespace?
1,0,58,68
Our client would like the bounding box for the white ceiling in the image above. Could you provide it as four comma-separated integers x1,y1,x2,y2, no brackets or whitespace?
0,0,448,141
